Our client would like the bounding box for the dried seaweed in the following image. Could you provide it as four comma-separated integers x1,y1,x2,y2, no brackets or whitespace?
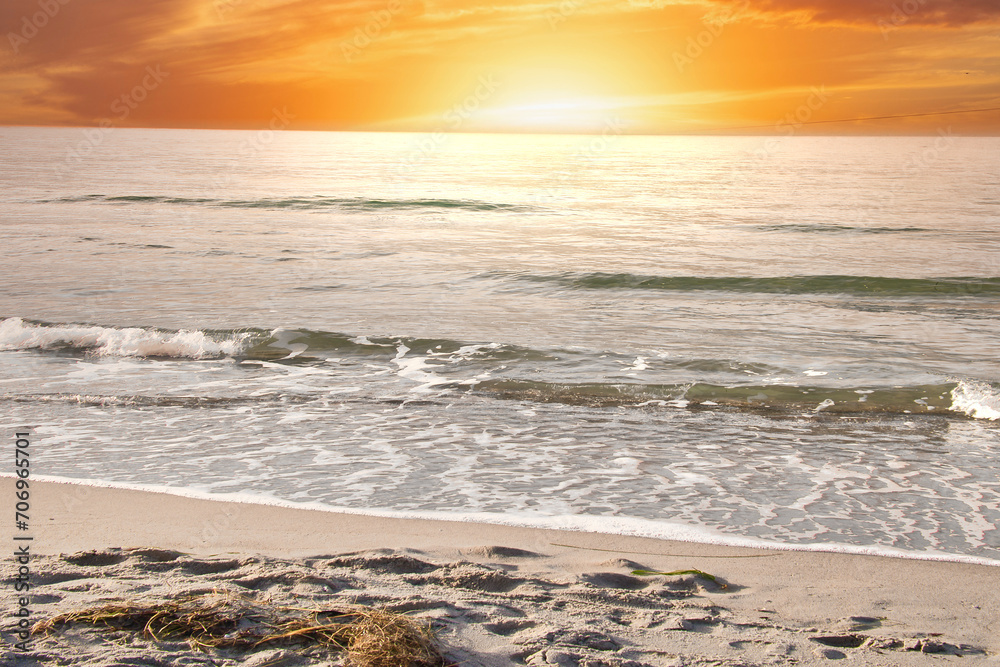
33,592,443,667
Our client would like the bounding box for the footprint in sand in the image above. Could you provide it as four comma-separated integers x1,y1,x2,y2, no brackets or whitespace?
484,619,538,636
62,550,129,567
325,552,440,574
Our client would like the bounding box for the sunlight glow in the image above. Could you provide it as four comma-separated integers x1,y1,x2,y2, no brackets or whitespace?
473,97,626,133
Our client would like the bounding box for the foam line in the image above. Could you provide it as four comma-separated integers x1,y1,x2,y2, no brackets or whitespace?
14,474,999,568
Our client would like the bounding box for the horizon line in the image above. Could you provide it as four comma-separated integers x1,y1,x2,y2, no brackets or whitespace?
3,123,1000,138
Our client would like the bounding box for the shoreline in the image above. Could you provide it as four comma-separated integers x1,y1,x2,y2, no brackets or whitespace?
19,474,1000,567
5,477,999,665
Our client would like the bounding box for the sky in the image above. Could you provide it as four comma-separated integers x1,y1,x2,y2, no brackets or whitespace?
1,0,999,134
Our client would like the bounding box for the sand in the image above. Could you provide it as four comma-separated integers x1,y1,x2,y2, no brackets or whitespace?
2,478,998,666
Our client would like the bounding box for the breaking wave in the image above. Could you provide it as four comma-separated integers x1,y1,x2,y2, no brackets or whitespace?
0,318,254,359
4,318,998,421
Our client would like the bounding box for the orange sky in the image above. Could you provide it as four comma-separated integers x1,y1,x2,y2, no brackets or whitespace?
1,0,998,134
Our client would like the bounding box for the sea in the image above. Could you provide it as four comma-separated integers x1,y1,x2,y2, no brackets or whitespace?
2,126,998,564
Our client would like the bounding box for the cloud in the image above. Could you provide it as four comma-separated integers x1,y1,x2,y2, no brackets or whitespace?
1,0,442,126
1,0,997,130
716,0,1000,27
2,0,634,128
1,0,197,66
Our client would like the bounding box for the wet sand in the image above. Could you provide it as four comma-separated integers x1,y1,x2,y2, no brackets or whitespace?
3,478,998,666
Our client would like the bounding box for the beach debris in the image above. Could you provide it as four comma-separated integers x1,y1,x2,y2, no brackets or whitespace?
630,568,728,589
32,592,444,667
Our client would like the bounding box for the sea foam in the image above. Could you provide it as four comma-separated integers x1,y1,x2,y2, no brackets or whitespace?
15,474,1000,568
0,317,249,359
950,380,1000,421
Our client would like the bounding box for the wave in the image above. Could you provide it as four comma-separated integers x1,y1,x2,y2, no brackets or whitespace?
950,380,1000,420
39,194,532,213
473,378,1000,420
5,318,998,420
0,393,280,408
753,223,930,234
0,319,542,363
0,318,254,359
505,273,1000,297
243,327,555,363
0,392,448,409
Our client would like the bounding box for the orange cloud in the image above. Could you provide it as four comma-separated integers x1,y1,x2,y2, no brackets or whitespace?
715,0,1000,26
0,0,997,133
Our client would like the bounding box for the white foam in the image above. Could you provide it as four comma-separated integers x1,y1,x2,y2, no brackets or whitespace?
15,474,999,568
629,356,648,371
267,328,309,359
814,398,835,412
429,342,502,360
392,342,453,392
350,335,392,347
0,317,247,359
950,380,1000,421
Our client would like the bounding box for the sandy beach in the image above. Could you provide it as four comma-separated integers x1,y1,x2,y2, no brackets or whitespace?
3,478,998,666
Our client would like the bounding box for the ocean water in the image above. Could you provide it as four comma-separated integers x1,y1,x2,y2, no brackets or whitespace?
2,127,999,563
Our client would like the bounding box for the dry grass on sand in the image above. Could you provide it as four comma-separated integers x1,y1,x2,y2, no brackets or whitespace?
33,592,444,667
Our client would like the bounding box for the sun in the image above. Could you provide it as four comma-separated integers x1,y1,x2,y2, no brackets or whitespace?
454,58,641,134
471,96,628,133
378,34,661,134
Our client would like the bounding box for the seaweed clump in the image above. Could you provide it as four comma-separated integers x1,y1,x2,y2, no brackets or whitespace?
33,592,444,667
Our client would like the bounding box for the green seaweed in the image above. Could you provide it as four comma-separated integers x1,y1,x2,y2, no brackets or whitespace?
631,569,727,589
